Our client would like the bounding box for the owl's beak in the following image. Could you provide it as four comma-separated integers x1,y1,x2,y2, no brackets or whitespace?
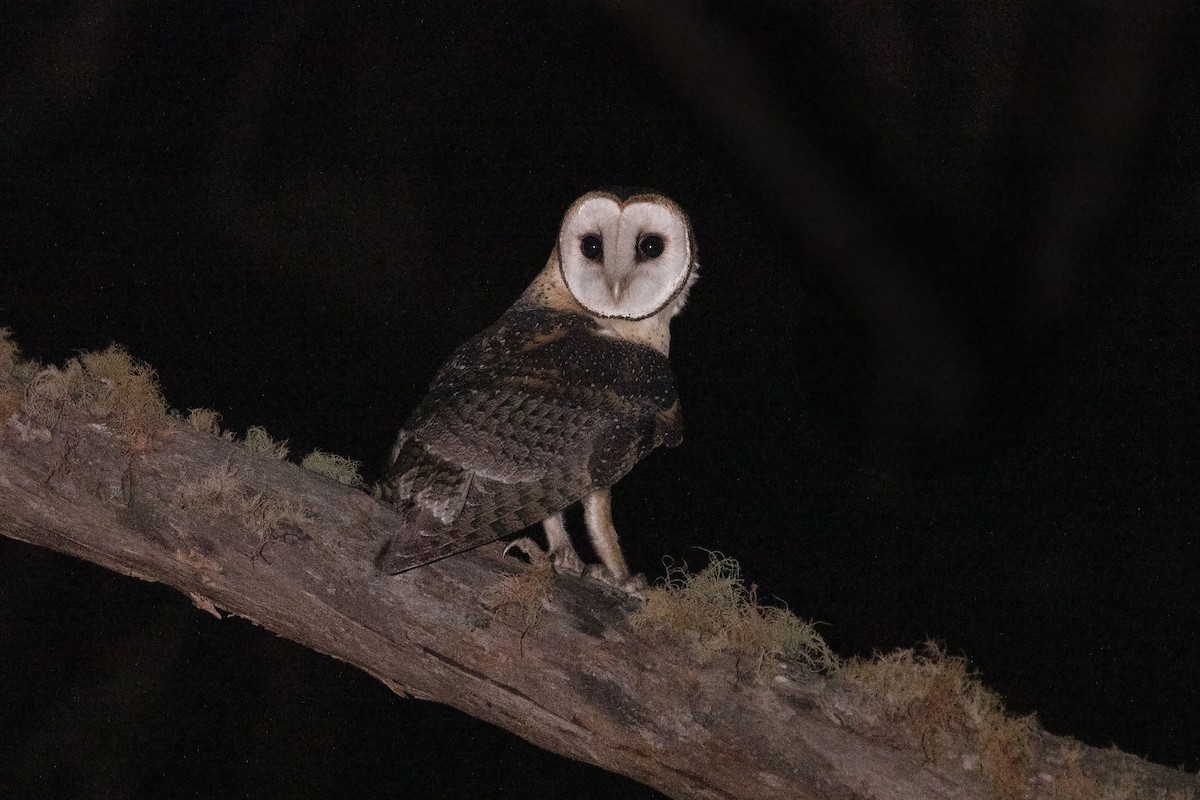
607,266,634,302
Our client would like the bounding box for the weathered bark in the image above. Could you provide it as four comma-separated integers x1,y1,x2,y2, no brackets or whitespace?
1,408,1195,800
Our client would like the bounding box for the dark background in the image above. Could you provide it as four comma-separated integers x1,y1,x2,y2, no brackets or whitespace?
2,2,1197,797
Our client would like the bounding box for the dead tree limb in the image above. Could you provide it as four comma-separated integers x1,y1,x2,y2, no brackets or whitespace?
1,406,1196,800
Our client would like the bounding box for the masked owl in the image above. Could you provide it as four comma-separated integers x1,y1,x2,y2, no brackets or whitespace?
379,189,697,593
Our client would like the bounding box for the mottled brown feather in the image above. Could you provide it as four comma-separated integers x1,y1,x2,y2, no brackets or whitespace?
377,307,681,573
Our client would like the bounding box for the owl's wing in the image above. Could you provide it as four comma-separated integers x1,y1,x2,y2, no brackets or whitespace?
377,309,680,573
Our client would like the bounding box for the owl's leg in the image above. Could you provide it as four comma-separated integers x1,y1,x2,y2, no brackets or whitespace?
543,512,586,576
582,489,647,597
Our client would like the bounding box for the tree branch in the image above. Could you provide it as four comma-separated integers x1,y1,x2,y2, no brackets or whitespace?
1,404,1195,799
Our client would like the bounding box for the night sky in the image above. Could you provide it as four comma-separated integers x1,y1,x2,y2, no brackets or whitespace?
2,3,1198,797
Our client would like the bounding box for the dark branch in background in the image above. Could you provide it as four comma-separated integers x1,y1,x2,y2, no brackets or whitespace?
1,339,1195,800
1031,0,1182,307
602,0,971,426
602,0,1185,441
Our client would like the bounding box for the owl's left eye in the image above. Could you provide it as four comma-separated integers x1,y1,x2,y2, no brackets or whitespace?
638,234,665,260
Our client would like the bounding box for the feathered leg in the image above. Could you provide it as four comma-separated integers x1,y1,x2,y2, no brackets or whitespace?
542,512,587,575
582,489,646,596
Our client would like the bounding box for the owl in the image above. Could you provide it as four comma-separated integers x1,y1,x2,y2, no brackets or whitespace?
378,189,697,593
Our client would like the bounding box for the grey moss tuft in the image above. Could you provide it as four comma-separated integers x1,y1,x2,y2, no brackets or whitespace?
300,449,364,487
632,552,838,675
186,407,225,437
483,552,556,637
242,425,290,460
838,642,1038,798
21,344,168,447
177,465,313,559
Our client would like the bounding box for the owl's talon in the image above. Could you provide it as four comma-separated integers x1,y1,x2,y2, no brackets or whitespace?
503,537,548,565
624,572,649,594
584,564,648,599
621,573,649,600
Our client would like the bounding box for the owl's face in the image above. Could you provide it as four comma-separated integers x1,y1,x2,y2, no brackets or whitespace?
557,191,695,321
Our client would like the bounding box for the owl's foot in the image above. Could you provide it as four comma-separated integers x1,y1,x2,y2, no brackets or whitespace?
503,536,586,577
547,541,587,576
584,564,648,599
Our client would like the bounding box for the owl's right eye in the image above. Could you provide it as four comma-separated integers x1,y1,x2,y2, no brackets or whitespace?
580,234,603,261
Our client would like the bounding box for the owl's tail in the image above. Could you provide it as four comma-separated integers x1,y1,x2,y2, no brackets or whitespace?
375,510,500,574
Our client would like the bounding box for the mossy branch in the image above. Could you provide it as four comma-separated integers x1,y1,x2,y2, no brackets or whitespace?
0,334,1196,800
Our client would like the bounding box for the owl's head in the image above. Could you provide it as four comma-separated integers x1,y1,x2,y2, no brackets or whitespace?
556,190,697,322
